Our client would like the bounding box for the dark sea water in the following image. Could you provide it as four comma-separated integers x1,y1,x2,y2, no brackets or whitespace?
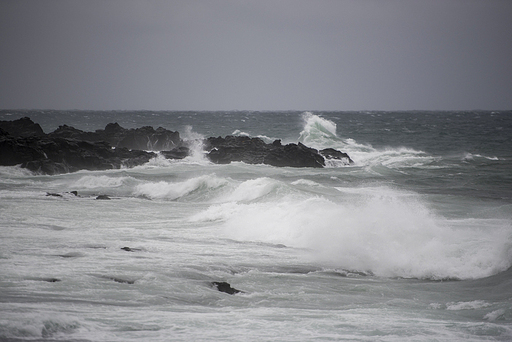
0,110,511,341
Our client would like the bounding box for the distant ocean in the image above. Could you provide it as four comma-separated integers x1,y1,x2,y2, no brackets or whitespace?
1,110,511,341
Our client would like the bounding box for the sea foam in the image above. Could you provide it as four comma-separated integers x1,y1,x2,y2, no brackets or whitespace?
70,175,132,189
211,184,512,280
298,113,436,169
133,175,228,201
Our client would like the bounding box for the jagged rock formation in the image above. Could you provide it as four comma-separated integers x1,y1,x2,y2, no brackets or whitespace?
204,136,353,167
0,117,353,174
1,118,155,174
48,122,182,151
0,117,45,137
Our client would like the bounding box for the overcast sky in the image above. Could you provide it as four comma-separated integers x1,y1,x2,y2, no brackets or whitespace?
1,0,511,111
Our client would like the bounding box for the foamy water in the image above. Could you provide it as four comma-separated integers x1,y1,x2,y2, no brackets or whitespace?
1,110,511,341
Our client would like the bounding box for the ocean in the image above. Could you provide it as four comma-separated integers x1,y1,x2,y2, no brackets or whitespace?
0,110,511,341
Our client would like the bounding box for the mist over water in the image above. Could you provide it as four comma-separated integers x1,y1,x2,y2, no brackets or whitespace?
1,110,511,341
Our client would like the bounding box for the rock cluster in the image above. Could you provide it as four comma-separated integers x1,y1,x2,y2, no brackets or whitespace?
205,136,353,167
1,117,156,174
0,117,353,175
48,122,182,151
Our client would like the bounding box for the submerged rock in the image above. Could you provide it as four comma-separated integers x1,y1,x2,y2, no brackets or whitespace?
46,192,63,197
45,191,78,198
44,278,61,283
98,275,135,284
32,277,61,283
120,247,142,252
211,281,242,295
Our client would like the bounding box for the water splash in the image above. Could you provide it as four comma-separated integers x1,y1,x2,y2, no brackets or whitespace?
298,112,340,149
182,125,208,163
298,112,436,169
211,183,512,280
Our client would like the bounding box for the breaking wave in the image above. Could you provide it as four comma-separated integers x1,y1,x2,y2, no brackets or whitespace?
298,112,437,168
192,179,512,280
133,175,229,201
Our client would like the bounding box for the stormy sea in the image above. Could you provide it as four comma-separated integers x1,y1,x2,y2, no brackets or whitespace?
0,110,511,341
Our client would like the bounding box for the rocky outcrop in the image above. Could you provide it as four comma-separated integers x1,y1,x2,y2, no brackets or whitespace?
1,128,155,175
160,146,191,160
49,122,182,151
0,117,45,137
0,117,353,174
204,136,353,167
318,148,353,164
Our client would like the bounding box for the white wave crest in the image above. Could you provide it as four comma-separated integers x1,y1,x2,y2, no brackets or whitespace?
291,179,322,187
446,300,491,311
182,125,208,163
298,113,437,169
133,175,228,200
484,309,506,321
142,154,176,168
298,112,339,149
71,175,131,189
232,129,277,143
219,177,284,202
214,186,512,280
463,153,500,162
232,129,250,137
0,165,34,178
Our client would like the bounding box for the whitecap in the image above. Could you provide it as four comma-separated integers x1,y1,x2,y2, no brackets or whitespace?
296,113,436,169
291,179,322,187
216,185,512,280
446,300,491,311
133,175,228,201
219,177,284,203
298,112,340,149
484,309,506,321
71,175,131,189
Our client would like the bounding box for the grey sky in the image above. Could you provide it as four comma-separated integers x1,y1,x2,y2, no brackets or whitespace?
1,0,511,111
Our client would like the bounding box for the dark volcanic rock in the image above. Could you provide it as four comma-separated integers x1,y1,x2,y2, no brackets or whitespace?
160,146,191,160
0,117,45,137
319,148,354,164
204,136,351,168
49,122,182,151
0,133,156,175
49,124,99,141
205,136,269,165
117,126,181,151
264,142,324,168
0,118,353,174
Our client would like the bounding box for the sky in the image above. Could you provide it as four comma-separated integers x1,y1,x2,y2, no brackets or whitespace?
1,0,511,111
